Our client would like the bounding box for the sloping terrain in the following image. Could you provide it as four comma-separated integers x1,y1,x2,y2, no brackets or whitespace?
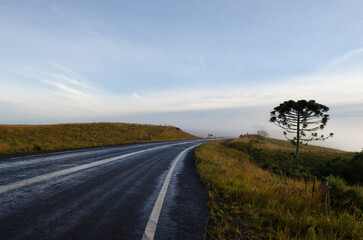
0,122,198,154
226,135,354,174
195,139,362,239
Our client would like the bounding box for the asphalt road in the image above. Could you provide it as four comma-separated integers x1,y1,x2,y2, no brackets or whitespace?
0,140,210,240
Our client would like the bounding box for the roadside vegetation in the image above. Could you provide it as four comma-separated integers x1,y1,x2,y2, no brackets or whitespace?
195,136,362,239
0,122,198,154
227,136,355,179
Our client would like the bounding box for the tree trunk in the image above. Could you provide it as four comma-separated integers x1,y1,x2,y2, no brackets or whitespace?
296,111,300,167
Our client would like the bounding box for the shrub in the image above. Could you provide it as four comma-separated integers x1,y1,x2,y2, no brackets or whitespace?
316,152,363,185
33,143,42,151
328,175,363,211
344,152,363,185
328,175,346,206
9,139,20,147
315,157,346,177
342,188,363,211
257,130,269,138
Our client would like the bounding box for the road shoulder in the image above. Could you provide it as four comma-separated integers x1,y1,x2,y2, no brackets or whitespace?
155,149,209,239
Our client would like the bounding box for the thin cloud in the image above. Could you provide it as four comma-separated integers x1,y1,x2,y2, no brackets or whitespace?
56,75,93,90
132,92,142,100
41,79,89,99
117,71,363,113
330,48,363,66
3,66,363,117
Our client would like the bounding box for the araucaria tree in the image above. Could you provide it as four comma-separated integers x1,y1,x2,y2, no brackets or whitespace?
270,100,333,166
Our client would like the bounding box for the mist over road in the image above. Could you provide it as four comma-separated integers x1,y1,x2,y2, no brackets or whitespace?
0,140,210,240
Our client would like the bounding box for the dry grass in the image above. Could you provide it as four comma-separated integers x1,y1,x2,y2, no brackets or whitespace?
230,136,348,154
0,122,199,154
227,136,354,173
195,140,363,240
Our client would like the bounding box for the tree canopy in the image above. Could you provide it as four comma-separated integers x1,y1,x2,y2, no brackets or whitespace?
270,99,333,166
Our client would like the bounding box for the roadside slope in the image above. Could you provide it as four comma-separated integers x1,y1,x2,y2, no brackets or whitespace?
0,122,199,154
195,140,362,239
227,135,354,175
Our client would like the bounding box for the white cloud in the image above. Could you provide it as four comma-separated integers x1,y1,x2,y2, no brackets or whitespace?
56,75,93,90
86,68,361,116
330,48,363,66
122,72,363,113
41,79,89,98
2,61,363,119
132,92,142,100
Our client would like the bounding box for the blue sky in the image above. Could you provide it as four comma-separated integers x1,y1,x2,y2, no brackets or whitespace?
1,0,363,151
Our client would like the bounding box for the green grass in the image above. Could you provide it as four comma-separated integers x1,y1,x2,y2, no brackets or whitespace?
226,136,354,175
0,122,199,154
195,140,363,240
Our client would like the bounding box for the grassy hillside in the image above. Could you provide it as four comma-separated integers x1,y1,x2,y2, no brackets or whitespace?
0,122,199,154
226,135,354,176
195,140,362,239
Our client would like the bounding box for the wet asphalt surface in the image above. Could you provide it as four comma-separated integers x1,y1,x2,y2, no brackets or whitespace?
0,140,210,240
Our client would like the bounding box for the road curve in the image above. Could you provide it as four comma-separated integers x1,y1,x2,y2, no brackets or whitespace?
0,140,210,240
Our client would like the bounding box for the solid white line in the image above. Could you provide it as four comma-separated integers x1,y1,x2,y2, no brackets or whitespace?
141,144,200,240
8,140,198,160
0,142,189,195
10,148,92,160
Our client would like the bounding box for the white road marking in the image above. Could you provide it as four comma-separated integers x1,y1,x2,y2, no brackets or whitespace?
8,142,174,160
142,144,200,240
10,148,93,160
0,142,189,195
